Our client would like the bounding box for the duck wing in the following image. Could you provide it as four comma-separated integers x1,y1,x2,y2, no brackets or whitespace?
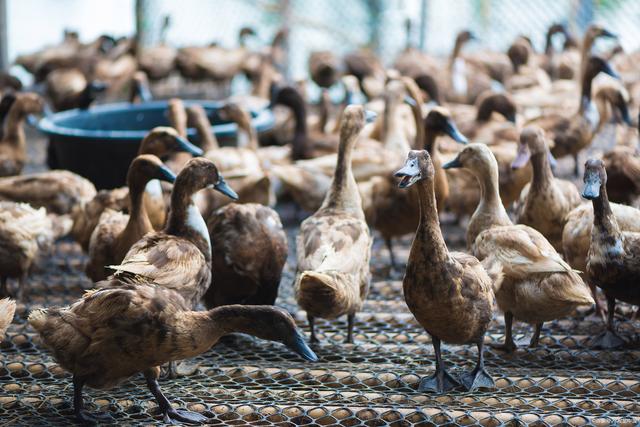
474,224,572,278
109,234,209,306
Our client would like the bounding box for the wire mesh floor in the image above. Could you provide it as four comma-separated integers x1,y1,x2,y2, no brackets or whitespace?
1,220,639,426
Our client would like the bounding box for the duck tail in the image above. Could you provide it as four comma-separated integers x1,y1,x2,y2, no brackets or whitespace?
0,298,16,338
297,271,360,318
565,271,596,306
27,307,48,332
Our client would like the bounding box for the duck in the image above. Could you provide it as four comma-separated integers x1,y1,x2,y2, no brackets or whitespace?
442,30,494,105
602,146,640,205
28,283,317,424
512,127,582,251
309,50,340,89
370,105,468,269
46,68,107,111
443,144,593,352
108,157,238,309
191,102,273,212
137,16,177,81
526,56,620,176
70,126,202,249
164,98,192,173
295,105,372,343
0,298,15,342
504,37,552,92
0,92,44,177
581,159,640,348
452,91,517,143
393,19,439,79
394,149,494,393
0,169,96,215
85,155,177,282
203,203,287,308
271,85,339,160
0,202,53,301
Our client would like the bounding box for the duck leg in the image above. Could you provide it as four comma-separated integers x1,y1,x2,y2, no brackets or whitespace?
573,153,580,177
17,274,28,303
459,341,494,391
418,337,460,393
307,314,318,343
590,296,626,349
385,238,398,272
73,375,113,424
346,313,355,344
0,277,7,297
490,312,517,353
528,323,543,348
144,368,207,425
587,282,607,322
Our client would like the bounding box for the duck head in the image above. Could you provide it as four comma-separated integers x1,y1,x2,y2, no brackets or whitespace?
581,56,619,107
139,126,203,158
507,37,530,72
545,23,568,53
594,82,632,126
582,158,607,200
127,154,176,188
176,157,238,200
456,30,477,46
585,24,617,44
476,91,517,123
442,143,497,175
413,73,441,105
15,92,45,115
511,126,557,170
395,150,434,188
425,107,468,144
218,102,252,130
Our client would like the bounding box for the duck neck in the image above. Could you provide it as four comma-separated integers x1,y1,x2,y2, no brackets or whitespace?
382,97,409,155
591,183,621,242
237,122,258,151
474,164,511,226
125,177,153,234
530,151,554,191
321,131,361,215
3,105,25,146
414,177,448,263
194,114,219,152
318,89,330,134
165,189,211,260
290,98,309,159
410,99,425,150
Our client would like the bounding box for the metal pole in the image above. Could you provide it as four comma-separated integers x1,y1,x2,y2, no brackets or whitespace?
419,0,427,51
0,0,8,70
135,0,152,48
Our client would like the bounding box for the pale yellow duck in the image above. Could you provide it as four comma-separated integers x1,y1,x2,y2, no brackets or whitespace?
29,284,316,424
295,105,372,343
0,92,44,177
70,126,202,250
85,155,177,282
0,297,15,342
394,149,494,393
512,127,582,251
0,202,53,301
443,144,593,352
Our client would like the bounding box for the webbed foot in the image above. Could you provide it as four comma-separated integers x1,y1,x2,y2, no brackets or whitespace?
161,361,178,379
589,329,626,349
164,408,208,425
418,369,461,393
460,367,495,391
489,339,517,353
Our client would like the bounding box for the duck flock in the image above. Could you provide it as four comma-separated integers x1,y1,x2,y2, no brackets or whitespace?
0,22,639,424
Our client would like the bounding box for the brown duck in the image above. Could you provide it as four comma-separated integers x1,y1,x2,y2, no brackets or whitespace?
295,105,372,343
394,149,494,393
512,127,582,251
28,283,317,424
204,203,287,308
0,93,44,177
85,155,177,281
582,159,640,348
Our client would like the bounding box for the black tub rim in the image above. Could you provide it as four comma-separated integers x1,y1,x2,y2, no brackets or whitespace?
36,99,275,141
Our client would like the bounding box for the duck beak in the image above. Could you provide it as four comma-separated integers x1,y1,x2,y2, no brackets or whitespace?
601,29,617,39
547,151,558,171
211,175,239,200
394,159,422,188
468,31,479,41
158,165,177,184
511,143,531,170
600,61,620,80
364,110,377,123
444,119,468,144
289,330,318,362
582,172,601,200
506,112,517,124
176,136,204,156
617,98,632,126
403,95,417,107
442,156,462,169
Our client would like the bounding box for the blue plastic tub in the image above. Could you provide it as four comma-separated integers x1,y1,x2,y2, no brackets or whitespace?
37,100,274,189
